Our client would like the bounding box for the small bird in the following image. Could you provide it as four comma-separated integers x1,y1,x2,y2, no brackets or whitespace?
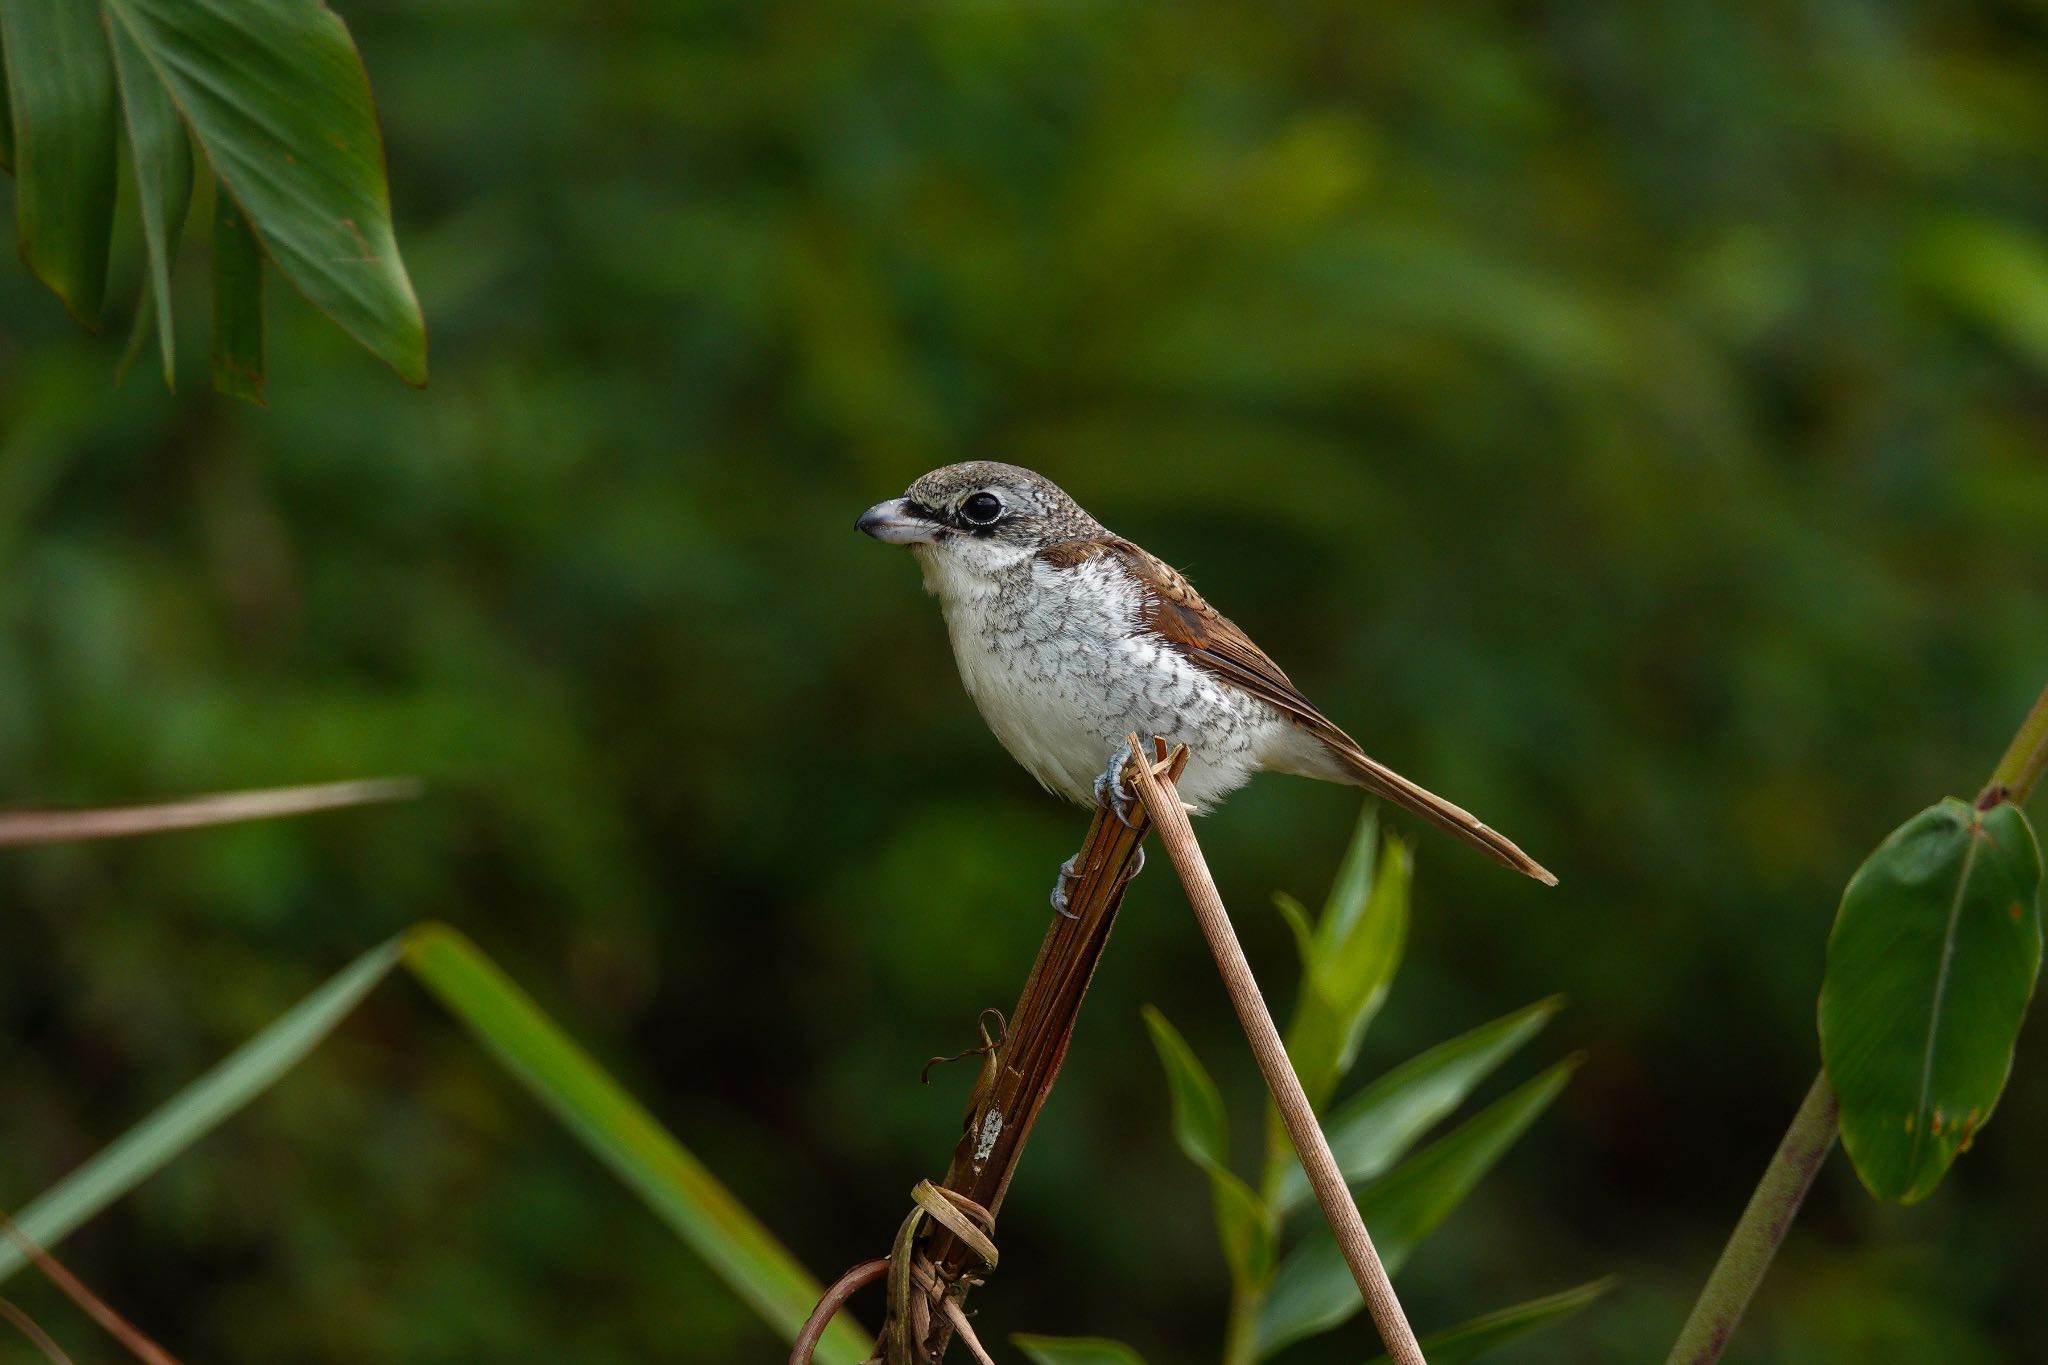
857,462,1555,901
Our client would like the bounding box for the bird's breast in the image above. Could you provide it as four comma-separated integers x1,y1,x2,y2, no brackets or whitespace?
935,559,1286,807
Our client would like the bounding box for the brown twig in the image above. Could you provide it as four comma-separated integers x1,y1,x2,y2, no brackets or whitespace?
0,1212,180,1365
795,746,1181,1364
0,778,422,847
1123,734,1427,1365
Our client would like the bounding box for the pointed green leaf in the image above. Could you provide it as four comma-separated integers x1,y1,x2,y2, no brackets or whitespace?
107,17,191,386
1142,1005,1229,1169
1256,1055,1580,1356
1820,797,2043,1202
1013,1336,1150,1365
1276,996,1564,1214
0,926,870,1365
1142,1006,1276,1289
0,0,118,322
210,188,266,403
100,0,426,382
1281,825,1410,1110
1365,1277,1617,1365
1273,892,1316,975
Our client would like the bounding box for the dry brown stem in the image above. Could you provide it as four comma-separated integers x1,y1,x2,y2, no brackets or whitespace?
1123,734,1426,1365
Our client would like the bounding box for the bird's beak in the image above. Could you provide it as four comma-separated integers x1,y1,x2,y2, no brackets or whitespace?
856,497,939,545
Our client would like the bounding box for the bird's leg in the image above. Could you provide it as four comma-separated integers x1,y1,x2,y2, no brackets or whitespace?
1091,746,1144,829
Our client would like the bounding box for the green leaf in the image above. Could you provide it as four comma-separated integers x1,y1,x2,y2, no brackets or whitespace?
1820,797,2044,1203
1012,1336,1150,1365
1364,1277,1617,1365
211,188,266,403
1142,1006,1276,1290
100,0,427,383
107,15,192,386
1282,822,1411,1110
0,0,118,323
0,926,871,1365
1275,996,1564,1214
1256,1055,1580,1357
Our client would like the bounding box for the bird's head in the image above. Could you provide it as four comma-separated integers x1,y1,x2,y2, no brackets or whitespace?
857,462,1106,590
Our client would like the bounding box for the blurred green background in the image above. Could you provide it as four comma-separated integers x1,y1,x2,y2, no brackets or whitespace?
5,0,2048,1360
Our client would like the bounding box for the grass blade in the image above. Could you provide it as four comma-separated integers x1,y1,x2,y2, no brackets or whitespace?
1013,1335,1150,1365
403,924,871,1364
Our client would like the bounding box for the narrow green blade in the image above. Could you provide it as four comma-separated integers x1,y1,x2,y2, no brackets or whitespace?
106,15,192,386
210,187,266,403
1139,1006,1274,1289
0,0,118,322
0,937,407,1277
1365,1277,1617,1365
102,0,426,383
403,924,870,1365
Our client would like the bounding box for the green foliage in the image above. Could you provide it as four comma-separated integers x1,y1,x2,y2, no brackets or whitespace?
1,0,422,394
1820,798,2044,1203
0,925,871,1365
1143,813,1593,1362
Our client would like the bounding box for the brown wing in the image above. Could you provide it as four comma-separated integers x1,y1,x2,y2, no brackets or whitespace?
1050,537,1556,885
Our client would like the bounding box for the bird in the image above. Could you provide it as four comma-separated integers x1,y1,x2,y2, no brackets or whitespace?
856,461,1555,907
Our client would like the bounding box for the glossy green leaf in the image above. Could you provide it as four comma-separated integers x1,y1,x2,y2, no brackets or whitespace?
0,0,118,322
1256,1055,1580,1356
211,189,266,403
1365,1277,1617,1365
1282,816,1410,1110
1820,797,2044,1202
1276,996,1564,1214
1142,1006,1276,1289
107,16,192,386
1013,1336,1150,1365
0,925,869,1365
101,0,427,382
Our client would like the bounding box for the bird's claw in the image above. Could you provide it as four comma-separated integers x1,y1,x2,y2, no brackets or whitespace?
1050,854,1083,920
1092,747,1144,829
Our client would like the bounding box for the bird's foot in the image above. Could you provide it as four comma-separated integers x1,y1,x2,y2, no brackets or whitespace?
1049,846,1146,921
1050,854,1083,920
1092,746,1145,829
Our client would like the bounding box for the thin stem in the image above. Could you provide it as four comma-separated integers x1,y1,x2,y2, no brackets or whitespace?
1978,681,2048,808
788,1260,887,1365
1662,1075,1837,1365
0,778,421,847
1126,737,1427,1365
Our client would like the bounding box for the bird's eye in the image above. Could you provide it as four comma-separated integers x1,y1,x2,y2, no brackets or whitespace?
960,491,1004,525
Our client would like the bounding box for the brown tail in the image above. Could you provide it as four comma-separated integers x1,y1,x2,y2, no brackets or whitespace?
1332,745,1557,886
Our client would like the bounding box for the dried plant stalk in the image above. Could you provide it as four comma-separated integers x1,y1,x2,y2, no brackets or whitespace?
1123,735,1426,1365
0,778,421,847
